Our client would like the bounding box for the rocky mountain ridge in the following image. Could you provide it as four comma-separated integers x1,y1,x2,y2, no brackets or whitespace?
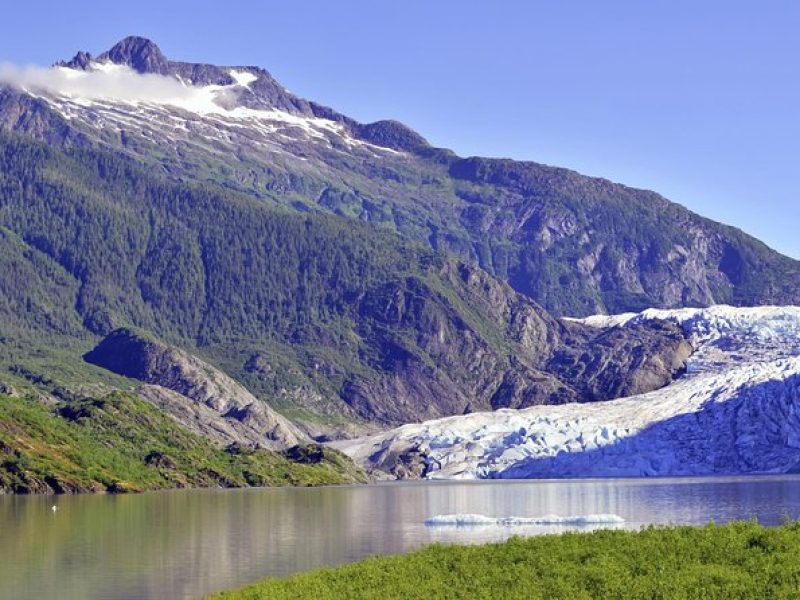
57,36,430,153
84,328,307,449
1,36,797,316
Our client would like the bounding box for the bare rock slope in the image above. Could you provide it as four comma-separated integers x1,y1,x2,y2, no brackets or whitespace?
84,329,307,449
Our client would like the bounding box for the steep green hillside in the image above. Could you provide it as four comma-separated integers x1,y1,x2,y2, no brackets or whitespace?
0,133,689,432
0,392,364,494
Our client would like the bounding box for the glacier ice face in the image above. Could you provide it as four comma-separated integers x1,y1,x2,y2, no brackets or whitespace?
569,305,800,374
334,306,800,479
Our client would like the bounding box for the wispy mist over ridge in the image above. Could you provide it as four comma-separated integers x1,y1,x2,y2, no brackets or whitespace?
0,62,232,110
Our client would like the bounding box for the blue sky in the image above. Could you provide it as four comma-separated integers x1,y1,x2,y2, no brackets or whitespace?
2,1,798,257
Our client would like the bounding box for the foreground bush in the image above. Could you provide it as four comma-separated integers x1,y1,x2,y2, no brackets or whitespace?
212,521,800,599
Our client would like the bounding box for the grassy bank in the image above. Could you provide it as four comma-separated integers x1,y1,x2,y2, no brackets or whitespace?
212,521,800,599
0,393,365,493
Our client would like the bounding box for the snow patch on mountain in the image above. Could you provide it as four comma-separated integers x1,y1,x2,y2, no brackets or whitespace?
1,62,398,158
334,306,800,479
229,70,257,87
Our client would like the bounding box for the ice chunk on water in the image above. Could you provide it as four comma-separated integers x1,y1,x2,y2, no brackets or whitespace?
424,513,625,526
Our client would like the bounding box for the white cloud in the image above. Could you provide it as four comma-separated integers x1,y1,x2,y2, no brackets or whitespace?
0,62,234,113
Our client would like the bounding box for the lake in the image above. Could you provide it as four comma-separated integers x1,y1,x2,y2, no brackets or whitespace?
3,475,800,599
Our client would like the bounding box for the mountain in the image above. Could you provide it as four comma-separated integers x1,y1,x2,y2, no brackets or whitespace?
0,37,796,491
336,306,800,479
1,36,798,318
0,132,689,435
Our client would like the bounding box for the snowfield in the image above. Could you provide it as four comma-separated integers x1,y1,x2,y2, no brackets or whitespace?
333,306,800,479
5,61,399,162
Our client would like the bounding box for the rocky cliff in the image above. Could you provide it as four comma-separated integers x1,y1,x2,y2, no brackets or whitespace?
84,329,307,449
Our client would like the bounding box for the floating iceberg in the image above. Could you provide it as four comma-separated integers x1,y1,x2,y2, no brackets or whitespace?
424,514,626,526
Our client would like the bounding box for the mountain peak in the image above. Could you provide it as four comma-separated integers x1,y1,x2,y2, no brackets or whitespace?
355,120,429,152
97,36,169,75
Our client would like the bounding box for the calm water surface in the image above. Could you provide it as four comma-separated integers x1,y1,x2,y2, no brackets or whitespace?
3,475,800,599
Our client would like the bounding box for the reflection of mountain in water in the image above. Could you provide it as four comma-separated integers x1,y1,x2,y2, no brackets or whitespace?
5,477,800,598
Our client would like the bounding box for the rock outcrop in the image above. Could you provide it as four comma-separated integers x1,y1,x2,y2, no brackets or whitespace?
338,262,693,425
84,329,307,449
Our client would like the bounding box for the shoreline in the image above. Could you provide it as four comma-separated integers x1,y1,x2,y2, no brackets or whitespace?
209,520,800,599
7,470,800,497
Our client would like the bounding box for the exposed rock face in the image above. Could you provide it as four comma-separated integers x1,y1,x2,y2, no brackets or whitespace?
446,157,800,316
97,36,170,75
338,262,692,425
84,329,307,449
548,320,694,402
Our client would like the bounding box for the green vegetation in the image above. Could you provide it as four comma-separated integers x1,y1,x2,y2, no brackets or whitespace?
0,393,364,494
212,521,800,599
0,132,535,426
0,132,427,343
0,93,795,489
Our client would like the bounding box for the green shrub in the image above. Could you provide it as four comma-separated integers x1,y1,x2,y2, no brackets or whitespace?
212,521,800,600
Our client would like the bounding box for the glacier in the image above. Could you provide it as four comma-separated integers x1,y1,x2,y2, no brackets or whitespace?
333,306,800,479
